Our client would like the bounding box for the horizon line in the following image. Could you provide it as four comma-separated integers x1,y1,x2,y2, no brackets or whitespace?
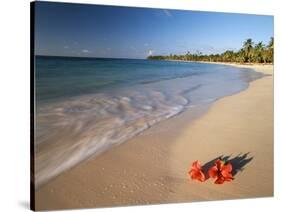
35,54,147,60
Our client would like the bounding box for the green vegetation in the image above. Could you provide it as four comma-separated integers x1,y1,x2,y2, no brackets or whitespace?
147,37,274,64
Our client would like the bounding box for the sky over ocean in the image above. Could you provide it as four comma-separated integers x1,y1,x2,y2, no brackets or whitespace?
35,1,273,59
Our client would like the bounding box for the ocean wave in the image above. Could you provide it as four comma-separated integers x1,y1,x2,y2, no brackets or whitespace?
35,87,194,188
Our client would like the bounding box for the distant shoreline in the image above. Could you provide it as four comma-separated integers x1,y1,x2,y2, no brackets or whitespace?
160,59,274,73
147,38,274,65
164,59,274,67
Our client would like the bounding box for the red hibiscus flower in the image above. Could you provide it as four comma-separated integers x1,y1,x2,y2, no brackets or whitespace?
208,159,233,184
188,160,205,182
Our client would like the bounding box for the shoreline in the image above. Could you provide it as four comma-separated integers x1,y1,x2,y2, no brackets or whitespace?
165,59,273,67
35,63,273,210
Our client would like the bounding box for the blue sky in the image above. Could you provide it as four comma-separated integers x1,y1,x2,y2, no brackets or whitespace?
35,1,273,59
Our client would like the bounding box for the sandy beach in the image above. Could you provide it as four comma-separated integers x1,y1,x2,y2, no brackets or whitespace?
35,64,273,210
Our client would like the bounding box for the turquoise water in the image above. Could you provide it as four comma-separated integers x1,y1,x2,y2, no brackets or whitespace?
36,56,220,103
35,56,263,187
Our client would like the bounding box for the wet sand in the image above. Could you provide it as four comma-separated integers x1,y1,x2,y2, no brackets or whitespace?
35,64,273,210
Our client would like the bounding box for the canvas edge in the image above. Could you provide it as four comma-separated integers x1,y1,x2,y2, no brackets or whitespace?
30,1,35,211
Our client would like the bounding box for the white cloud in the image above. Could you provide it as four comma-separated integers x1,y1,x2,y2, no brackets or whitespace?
82,49,90,53
163,9,172,17
63,45,69,49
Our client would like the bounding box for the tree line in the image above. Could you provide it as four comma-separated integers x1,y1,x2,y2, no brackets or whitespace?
147,37,274,64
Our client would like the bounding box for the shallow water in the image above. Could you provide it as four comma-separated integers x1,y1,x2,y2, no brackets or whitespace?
34,56,263,187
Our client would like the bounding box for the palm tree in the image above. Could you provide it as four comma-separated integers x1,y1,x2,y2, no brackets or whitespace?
236,49,245,63
243,38,254,62
253,42,265,63
268,37,274,49
267,37,274,63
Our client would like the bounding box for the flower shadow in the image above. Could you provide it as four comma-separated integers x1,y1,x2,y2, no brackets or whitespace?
201,152,253,180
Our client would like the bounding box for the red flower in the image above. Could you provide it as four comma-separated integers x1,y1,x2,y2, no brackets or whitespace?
188,160,205,182
208,159,233,184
